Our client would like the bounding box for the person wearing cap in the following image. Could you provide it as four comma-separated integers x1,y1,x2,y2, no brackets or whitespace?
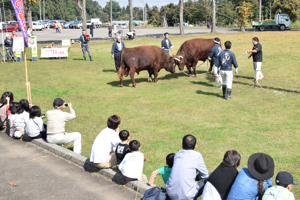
247,37,263,82
227,153,274,200
46,98,82,154
55,21,60,33
11,31,18,41
217,41,238,100
79,31,93,61
263,171,297,200
161,33,174,55
208,37,223,88
111,35,125,73
90,22,94,38
4,34,13,61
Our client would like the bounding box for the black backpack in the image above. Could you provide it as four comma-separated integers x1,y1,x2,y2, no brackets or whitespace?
0,104,8,130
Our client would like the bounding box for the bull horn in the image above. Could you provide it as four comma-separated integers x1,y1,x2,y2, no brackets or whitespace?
174,58,181,61
179,56,183,59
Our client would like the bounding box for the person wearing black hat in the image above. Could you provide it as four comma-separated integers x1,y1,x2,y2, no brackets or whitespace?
161,33,174,55
263,171,297,200
208,37,223,88
227,153,274,200
46,98,82,154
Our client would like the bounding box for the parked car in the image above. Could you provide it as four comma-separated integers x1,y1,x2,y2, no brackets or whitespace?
63,21,75,28
3,23,20,32
117,23,127,28
49,20,57,28
32,21,44,31
91,18,102,28
70,21,82,29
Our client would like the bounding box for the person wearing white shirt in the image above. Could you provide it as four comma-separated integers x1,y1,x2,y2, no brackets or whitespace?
13,99,30,138
119,140,147,182
90,115,121,168
46,98,82,154
25,106,46,139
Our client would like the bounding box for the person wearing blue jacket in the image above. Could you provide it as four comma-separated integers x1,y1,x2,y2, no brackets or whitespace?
227,153,274,200
218,41,238,100
208,37,223,88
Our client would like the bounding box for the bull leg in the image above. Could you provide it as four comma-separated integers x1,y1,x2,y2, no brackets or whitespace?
124,67,129,77
130,69,137,87
187,65,192,77
148,70,153,82
118,66,124,87
193,61,198,77
153,69,159,83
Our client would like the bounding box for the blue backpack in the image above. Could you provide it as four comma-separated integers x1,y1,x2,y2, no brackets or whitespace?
142,187,167,200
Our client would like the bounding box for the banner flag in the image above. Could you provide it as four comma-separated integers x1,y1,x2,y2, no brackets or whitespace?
11,0,28,47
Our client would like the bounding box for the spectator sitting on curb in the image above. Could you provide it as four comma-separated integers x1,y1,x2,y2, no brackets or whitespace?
0,92,14,132
166,134,209,200
90,115,121,168
119,140,148,182
201,150,241,200
115,130,130,169
263,171,297,200
46,98,82,154
149,153,175,187
13,99,30,138
25,105,47,140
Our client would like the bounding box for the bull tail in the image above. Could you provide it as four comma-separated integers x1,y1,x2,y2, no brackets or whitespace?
118,50,125,79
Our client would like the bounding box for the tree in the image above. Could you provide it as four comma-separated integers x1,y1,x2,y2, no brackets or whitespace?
273,0,300,21
237,2,253,32
217,1,237,25
211,0,216,32
179,0,184,35
24,0,39,29
128,0,133,31
77,0,87,31
103,1,121,20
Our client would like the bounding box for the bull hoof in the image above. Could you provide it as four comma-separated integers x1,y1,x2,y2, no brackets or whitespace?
194,74,198,77
207,71,212,74
133,84,136,88
148,78,152,82
188,74,192,77
119,84,123,87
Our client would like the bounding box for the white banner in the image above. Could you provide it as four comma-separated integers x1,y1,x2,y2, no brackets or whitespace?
40,48,68,58
13,37,24,52
62,39,70,47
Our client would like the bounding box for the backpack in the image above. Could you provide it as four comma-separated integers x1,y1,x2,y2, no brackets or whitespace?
0,104,8,130
142,187,167,200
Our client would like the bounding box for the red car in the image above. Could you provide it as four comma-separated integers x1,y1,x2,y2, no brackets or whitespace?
3,23,20,32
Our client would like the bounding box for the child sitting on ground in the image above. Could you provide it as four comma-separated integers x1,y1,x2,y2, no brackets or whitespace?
119,140,147,182
13,99,29,138
25,106,47,140
149,153,175,187
8,102,19,137
115,130,130,168
263,171,297,200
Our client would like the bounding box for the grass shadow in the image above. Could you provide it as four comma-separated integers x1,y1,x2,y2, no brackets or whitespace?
235,75,255,80
103,69,116,73
191,81,213,87
157,72,188,80
196,90,223,98
107,77,148,87
73,58,84,61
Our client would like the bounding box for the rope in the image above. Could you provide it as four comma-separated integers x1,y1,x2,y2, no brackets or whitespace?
250,79,286,97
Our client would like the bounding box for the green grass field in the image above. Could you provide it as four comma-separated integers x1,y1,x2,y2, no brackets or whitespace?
1,31,299,198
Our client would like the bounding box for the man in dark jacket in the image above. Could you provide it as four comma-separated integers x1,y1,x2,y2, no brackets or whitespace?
218,41,238,100
208,37,223,87
79,31,93,61
111,35,125,73
108,24,113,38
161,32,174,55
247,37,263,82
4,34,13,61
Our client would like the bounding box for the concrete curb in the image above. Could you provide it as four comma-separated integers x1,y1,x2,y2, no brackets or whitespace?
31,138,151,195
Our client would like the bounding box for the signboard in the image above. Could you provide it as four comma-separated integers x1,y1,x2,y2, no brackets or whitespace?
40,48,68,58
13,37,24,52
32,47,38,58
28,36,37,48
62,39,70,47
11,0,28,47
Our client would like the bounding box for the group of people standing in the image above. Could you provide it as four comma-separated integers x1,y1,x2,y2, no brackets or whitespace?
208,36,264,100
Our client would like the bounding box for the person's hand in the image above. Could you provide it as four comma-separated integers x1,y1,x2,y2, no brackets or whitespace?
235,71,238,75
6,97,10,105
150,183,157,187
217,70,220,75
68,103,73,109
247,50,251,53
111,54,114,59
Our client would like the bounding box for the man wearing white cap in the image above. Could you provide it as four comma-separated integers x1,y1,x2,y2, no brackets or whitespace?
208,37,223,87
46,98,82,154
4,34,13,61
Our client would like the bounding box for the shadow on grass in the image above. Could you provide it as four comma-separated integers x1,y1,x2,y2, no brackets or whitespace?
72,58,84,61
235,75,255,80
233,80,300,94
196,90,223,98
190,81,212,87
157,72,188,80
103,69,116,73
107,77,148,87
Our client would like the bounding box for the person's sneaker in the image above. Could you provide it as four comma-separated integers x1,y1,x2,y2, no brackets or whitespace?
259,75,264,80
227,96,232,100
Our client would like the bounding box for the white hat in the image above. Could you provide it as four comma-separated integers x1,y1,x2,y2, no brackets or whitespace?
5,34,9,37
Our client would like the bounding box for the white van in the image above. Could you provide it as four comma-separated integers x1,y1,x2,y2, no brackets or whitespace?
32,21,44,31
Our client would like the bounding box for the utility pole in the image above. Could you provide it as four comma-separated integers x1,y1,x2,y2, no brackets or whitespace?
259,0,262,22
269,0,271,19
179,0,184,35
39,2,41,20
9,10,11,21
110,0,112,24
43,0,45,20
2,0,6,22
129,0,133,32
211,0,216,33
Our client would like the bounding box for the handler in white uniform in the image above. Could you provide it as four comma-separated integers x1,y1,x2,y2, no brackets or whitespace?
208,37,223,87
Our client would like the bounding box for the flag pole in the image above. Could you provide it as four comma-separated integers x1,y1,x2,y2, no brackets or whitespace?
24,43,31,105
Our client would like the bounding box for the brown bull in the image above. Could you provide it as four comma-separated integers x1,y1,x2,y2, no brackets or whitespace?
174,38,221,77
118,45,176,87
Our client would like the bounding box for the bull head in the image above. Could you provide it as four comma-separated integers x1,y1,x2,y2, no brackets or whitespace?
173,55,185,71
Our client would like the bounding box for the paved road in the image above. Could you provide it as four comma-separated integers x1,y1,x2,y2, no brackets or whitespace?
0,132,142,200
3,27,241,43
